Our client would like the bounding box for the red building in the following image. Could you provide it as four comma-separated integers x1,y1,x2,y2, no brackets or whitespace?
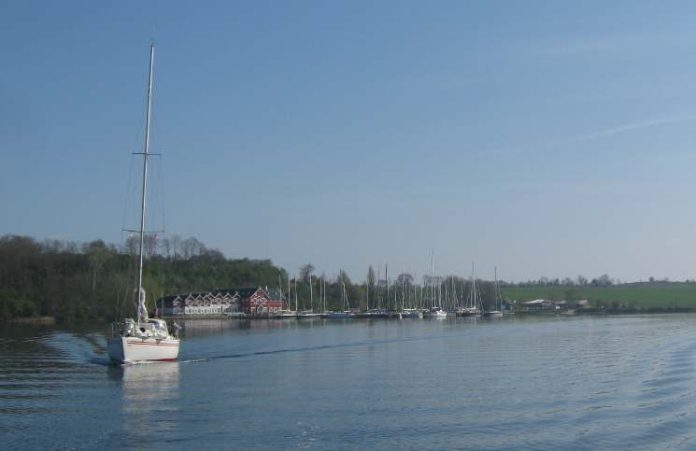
238,287,283,315
158,287,284,317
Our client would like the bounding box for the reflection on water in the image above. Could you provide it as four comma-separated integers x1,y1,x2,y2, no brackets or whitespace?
180,317,326,338
110,363,181,441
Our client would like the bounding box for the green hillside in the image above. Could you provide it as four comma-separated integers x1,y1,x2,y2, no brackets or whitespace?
503,282,696,311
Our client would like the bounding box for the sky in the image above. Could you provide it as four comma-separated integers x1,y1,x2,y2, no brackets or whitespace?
3,0,696,283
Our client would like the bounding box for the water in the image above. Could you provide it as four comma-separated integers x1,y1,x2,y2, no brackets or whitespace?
2,314,696,450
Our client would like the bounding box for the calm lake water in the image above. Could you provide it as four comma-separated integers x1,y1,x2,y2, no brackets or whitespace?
3,314,696,450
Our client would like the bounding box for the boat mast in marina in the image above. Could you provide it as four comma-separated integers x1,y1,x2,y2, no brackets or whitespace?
457,262,481,316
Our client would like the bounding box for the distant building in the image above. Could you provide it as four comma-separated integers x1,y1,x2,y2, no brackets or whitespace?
576,299,590,308
237,287,283,315
158,287,283,317
522,299,556,311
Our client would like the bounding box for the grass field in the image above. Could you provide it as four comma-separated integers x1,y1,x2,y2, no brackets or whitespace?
502,282,696,310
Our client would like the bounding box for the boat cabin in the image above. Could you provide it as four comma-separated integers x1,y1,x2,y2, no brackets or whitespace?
120,318,170,339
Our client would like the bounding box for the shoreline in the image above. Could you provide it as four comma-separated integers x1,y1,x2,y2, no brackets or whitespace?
3,308,695,326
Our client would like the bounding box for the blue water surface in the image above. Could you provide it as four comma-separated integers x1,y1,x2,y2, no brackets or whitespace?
2,314,696,450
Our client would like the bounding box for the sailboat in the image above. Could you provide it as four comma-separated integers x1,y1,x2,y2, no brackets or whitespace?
457,263,482,316
427,282,448,319
270,274,296,318
326,280,354,318
107,45,180,364
296,274,322,318
423,253,447,318
483,267,504,317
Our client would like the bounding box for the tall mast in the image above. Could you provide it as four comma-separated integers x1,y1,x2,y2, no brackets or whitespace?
469,261,475,308
366,275,369,311
430,251,434,309
385,264,389,310
494,266,498,310
136,44,155,322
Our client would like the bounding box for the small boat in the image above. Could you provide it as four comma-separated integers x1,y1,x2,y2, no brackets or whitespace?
355,309,384,318
399,308,423,319
325,311,354,319
107,46,180,364
457,306,482,317
296,310,322,319
271,309,297,319
427,307,448,319
482,311,503,318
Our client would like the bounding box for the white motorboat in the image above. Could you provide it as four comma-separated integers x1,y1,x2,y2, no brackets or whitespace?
108,45,180,364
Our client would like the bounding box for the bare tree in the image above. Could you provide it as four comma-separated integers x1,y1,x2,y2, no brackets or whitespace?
124,235,138,255
160,237,171,258
299,264,315,283
170,234,182,260
143,234,158,257
397,273,414,286
87,240,110,292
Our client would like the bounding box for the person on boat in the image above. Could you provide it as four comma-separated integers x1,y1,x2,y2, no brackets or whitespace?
172,321,182,338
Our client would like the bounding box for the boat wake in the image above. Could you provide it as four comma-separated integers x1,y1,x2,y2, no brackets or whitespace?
178,331,464,365
43,332,111,366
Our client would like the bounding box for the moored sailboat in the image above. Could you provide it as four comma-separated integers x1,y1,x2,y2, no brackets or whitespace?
457,263,482,317
483,266,504,318
325,280,355,318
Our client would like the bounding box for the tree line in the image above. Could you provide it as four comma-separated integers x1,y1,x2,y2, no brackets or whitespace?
3,233,676,323
0,235,284,323
0,234,511,322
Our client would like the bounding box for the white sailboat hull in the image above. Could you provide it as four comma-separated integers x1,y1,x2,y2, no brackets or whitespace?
457,307,481,317
107,336,180,364
428,309,448,319
483,311,503,317
400,310,423,319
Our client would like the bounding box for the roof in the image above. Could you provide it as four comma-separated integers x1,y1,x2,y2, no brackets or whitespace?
265,287,284,301
158,287,267,303
522,299,553,305
235,287,264,298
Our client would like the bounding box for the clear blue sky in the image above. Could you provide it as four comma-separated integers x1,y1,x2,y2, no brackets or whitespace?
3,0,696,283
